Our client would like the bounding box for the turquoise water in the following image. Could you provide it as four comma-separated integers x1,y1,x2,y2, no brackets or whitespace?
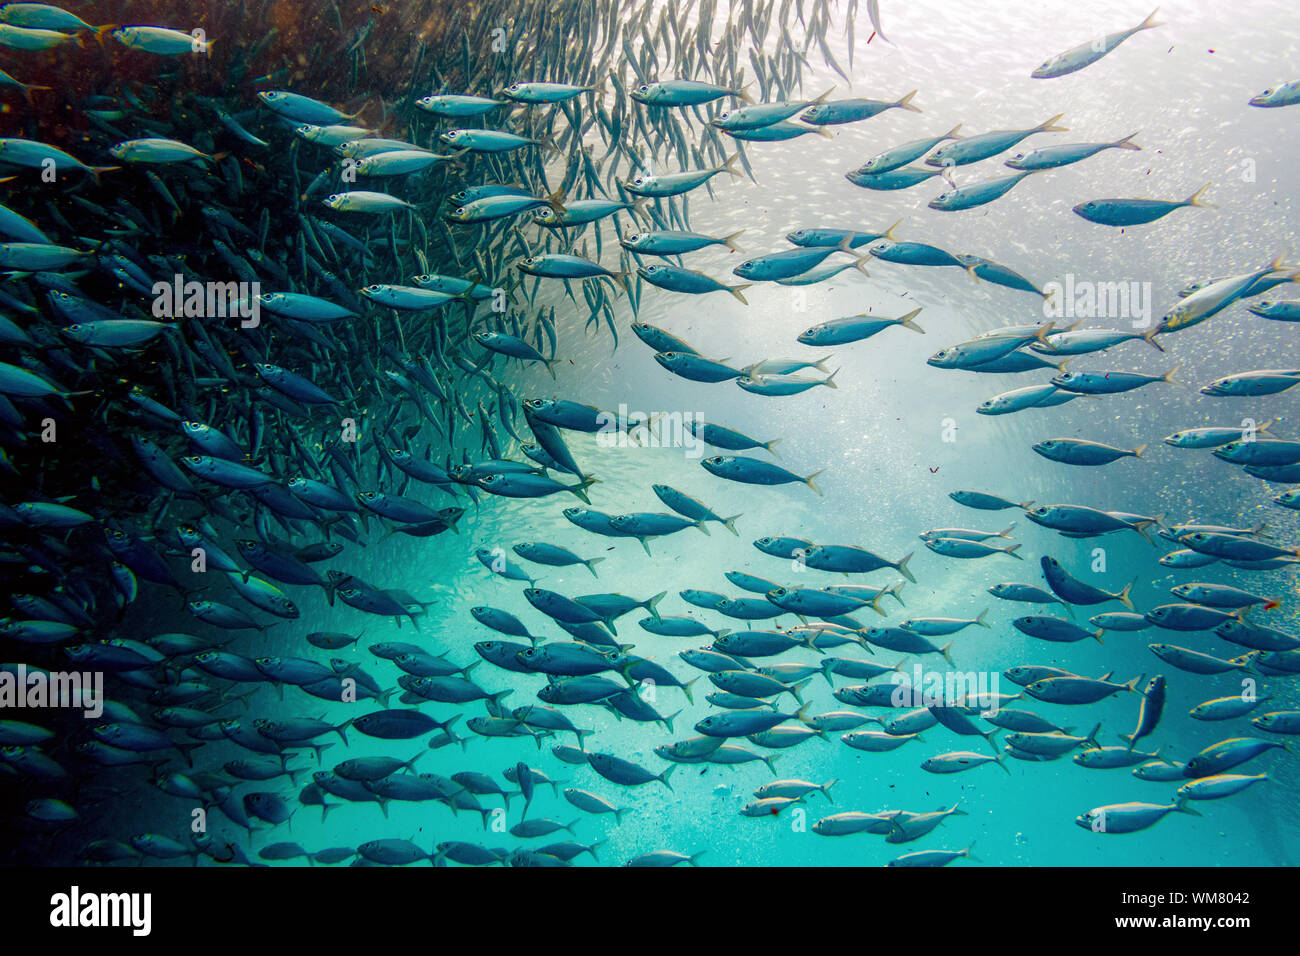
4,0,1299,867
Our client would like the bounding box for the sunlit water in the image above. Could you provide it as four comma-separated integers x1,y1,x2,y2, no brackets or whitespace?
53,0,1300,866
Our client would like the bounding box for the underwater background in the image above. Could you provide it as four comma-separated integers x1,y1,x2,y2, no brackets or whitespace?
1,0,1298,866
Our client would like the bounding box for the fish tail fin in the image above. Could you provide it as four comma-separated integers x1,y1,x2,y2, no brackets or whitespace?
1038,112,1068,133
722,151,744,180
803,469,824,496
728,283,751,304
646,590,666,618
584,557,604,579
658,764,676,791
20,82,52,104
939,641,955,667
976,608,990,628
1118,579,1136,610
721,230,746,253
943,123,963,139
1185,183,1213,208
896,89,922,112
736,72,755,106
812,86,835,106
1005,542,1024,560
569,476,598,504
723,514,742,536
90,165,120,186
1088,722,1104,749
898,307,924,333
1142,328,1166,352
896,551,916,583
822,368,839,389
852,254,871,276
764,437,782,458
1162,364,1183,386
1114,131,1142,150
1175,796,1201,816
999,522,1017,538
1131,443,1147,458
996,753,1011,775
815,125,835,139
882,218,903,241
1140,7,1164,30
789,677,810,705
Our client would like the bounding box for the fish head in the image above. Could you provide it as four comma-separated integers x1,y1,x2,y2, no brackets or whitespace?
926,348,953,367
654,351,680,368
1031,57,1062,79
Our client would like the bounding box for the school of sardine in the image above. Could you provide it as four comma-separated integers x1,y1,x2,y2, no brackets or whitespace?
0,0,1298,866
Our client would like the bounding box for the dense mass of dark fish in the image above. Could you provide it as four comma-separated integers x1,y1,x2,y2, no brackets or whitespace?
1,0,1298,867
